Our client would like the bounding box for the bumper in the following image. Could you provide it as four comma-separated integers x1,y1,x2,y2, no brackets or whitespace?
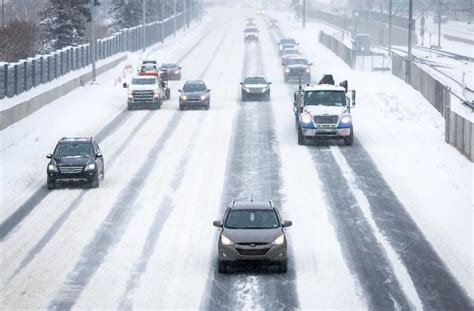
48,171,97,184
218,244,287,263
244,36,259,41
242,90,269,100
128,99,160,108
301,127,351,138
180,99,209,107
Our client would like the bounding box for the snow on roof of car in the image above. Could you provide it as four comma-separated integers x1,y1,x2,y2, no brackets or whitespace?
304,84,346,92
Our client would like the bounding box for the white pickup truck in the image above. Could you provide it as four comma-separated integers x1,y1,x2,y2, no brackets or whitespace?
123,76,169,110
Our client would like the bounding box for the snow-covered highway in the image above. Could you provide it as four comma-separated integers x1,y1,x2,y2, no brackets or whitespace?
0,7,472,310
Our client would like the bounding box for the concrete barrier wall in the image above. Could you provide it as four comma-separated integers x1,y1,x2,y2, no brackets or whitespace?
447,110,474,161
0,55,127,130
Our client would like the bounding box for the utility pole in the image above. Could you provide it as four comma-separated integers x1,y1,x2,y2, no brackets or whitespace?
161,0,165,43
388,0,392,55
90,0,97,83
173,0,177,37
183,0,186,31
367,0,372,33
437,0,442,47
142,0,146,52
302,0,306,27
407,0,413,83
2,0,5,28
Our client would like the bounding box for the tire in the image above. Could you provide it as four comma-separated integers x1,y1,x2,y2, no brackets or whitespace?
47,181,56,190
344,126,354,146
218,260,228,273
90,174,99,188
205,101,210,110
297,128,306,146
179,105,184,111
127,103,134,110
278,260,288,273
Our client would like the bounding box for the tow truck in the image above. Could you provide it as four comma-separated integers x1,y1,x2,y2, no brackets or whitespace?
293,74,356,146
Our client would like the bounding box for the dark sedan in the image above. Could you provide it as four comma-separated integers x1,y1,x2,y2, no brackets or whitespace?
159,63,182,80
213,200,292,273
179,80,211,110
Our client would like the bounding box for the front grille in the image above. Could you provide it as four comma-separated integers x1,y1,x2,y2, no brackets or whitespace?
132,90,154,102
237,242,268,246
314,115,338,125
249,88,263,93
315,131,338,136
237,248,270,256
58,166,84,174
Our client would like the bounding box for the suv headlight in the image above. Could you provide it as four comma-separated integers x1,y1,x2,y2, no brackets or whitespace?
128,90,133,97
180,95,187,100
48,164,58,172
200,94,208,100
285,68,290,73
306,68,311,73
272,234,285,245
300,113,312,124
220,234,234,246
84,163,96,171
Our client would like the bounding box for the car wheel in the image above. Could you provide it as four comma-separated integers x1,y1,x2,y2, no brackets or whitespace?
90,174,99,188
278,260,288,273
344,126,354,146
47,181,56,190
218,260,228,273
298,128,306,146
127,103,134,110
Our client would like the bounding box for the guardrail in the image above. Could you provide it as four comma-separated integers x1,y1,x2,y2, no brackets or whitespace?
0,11,189,101
318,31,354,68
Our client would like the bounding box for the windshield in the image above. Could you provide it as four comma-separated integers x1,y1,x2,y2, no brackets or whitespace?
304,90,347,107
132,78,156,85
55,143,94,157
161,63,178,68
244,77,267,84
141,65,156,71
183,83,206,92
286,58,308,65
280,39,296,45
245,28,258,33
225,210,280,229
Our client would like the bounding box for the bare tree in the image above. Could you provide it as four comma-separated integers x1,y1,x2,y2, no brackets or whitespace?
0,20,40,62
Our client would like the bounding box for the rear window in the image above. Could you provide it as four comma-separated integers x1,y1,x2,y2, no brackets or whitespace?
225,210,280,229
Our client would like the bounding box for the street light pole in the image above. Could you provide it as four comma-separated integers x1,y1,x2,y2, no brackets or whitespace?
2,0,5,28
142,0,146,52
161,0,164,43
90,0,97,83
437,0,442,47
173,0,177,37
302,0,306,27
407,0,413,83
388,0,392,55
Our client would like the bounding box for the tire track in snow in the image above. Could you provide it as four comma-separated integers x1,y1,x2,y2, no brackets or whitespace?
0,28,213,242
204,28,299,310
266,19,412,310
47,29,229,310
339,139,472,309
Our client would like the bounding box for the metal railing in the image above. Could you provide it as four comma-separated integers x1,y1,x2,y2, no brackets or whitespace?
0,12,190,101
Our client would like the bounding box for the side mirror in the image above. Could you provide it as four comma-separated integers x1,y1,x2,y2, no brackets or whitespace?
268,82,272,85
213,220,223,228
122,83,128,88
207,89,211,92
178,89,182,92
178,66,182,69
309,63,314,66
352,90,356,106
282,220,293,227
46,154,52,159
96,153,103,158
240,82,243,85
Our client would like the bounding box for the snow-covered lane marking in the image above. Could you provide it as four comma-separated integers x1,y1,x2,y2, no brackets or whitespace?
338,141,472,309
331,146,423,310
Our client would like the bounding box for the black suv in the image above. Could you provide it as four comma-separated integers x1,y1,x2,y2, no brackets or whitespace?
213,200,292,273
46,137,104,189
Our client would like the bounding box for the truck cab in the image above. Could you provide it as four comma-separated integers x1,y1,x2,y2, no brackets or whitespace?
293,78,356,146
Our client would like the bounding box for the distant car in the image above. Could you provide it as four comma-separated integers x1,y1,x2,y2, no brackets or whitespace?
179,80,211,110
256,8,265,15
243,27,260,42
351,34,371,54
284,56,313,83
138,63,159,77
281,48,300,65
278,38,298,54
246,18,257,27
159,63,182,80
46,137,104,189
241,75,271,101
213,200,292,273
268,19,279,28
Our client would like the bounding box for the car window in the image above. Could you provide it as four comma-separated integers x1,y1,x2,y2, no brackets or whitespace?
225,210,280,229
132,78,156,85
55,143,94,157
280,39,296,45
286,58,308,65
161,63,178,68
245,28,258,33
183,83,206,92
244,77,267,84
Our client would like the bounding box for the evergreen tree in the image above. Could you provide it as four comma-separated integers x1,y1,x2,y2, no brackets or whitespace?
40,0,91,52
110,0,143,32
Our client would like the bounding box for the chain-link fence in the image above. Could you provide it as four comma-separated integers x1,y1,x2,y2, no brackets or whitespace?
0,12,189,101
392,53,473,161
